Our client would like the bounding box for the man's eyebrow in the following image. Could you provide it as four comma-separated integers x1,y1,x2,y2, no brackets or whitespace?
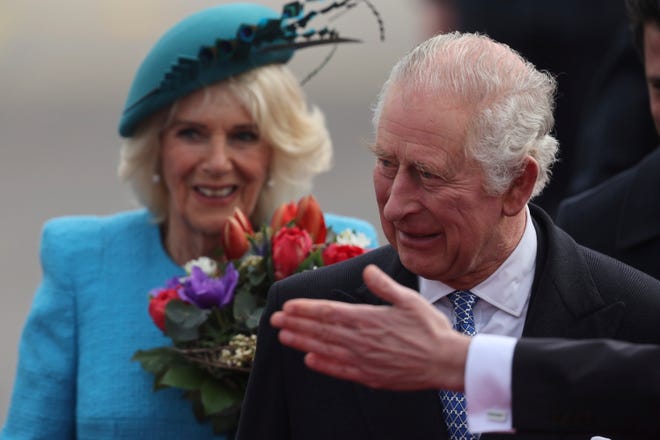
369,143,385,155
412,159,439,172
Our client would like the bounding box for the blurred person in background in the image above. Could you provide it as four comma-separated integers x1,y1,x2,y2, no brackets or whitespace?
556,0,660,281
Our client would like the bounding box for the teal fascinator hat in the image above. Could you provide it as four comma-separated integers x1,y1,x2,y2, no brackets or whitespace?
119,1,384,137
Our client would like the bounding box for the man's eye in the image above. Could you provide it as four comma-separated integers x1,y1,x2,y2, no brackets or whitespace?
377,158,397,178
379,158,395,168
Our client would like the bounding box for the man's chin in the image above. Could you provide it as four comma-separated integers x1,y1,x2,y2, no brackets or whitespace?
398,252,445,280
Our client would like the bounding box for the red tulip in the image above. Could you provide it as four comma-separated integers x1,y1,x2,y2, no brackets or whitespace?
295,195,327,244
271,226,313,280
148,288,181,332
222,209,252,260
270,201,297,231
322,243,366,266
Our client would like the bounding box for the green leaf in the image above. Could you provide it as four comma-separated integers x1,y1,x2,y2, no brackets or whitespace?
296,249,323,273
165,300,210,342
131,347,180,375
246,306,264,330
233,288,258,324
201,379,243,415
246,269,266,286
159,365,205,390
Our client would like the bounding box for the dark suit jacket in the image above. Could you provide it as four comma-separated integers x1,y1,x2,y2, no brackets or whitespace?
556,147,660,280
455,0,658,217
513,338,660,437
237,205,660,440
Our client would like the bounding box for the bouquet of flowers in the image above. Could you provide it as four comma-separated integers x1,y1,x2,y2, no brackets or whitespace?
132,195,370,434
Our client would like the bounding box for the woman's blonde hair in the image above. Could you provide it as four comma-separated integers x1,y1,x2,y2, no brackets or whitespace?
118,64,332,226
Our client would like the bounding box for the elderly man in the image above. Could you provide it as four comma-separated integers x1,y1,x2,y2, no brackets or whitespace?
237,32,660,440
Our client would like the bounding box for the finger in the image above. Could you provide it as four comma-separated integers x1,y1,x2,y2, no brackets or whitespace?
272,311,330,337
281,298,380,327
278,328,354,361
362,264,420,308
273,310,373,350
305,353,406,390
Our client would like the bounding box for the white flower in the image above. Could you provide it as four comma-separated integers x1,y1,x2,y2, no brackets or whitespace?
184,257,218,276
335,229,371,248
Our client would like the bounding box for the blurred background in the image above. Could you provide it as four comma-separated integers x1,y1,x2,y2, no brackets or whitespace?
0,0,422,422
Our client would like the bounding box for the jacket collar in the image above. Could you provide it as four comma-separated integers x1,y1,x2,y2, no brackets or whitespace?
523,204,625,338
616,147,660,249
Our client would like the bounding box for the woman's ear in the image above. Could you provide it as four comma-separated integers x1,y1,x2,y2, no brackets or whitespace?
502,156,539,216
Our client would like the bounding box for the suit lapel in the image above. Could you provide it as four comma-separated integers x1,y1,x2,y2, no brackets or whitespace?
328,248,449,439
332,246,418,306
524,206,625,338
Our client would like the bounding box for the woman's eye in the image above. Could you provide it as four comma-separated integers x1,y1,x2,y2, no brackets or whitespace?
176,128,202,141
232,130,259,142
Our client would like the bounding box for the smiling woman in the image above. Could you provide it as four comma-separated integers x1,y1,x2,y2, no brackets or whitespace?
0,2,379,439
158,84,273,264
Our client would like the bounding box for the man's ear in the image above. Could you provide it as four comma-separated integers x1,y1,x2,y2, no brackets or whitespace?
502,156,539,216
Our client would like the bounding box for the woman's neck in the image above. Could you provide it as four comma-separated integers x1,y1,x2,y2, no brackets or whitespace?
161,222,223,266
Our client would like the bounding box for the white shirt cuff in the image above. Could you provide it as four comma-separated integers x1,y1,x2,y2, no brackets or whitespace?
465,334,517,433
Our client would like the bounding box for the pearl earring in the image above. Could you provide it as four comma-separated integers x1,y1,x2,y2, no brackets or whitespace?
152,174,161,184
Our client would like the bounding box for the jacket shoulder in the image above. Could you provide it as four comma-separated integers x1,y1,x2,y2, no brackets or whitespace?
40,210,152,270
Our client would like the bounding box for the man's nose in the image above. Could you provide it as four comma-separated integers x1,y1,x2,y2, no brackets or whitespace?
383,171,420,221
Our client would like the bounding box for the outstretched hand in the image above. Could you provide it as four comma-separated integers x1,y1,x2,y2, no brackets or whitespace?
270,264,471,391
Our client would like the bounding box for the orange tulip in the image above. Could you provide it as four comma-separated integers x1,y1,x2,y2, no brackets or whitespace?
295,195,327,244
270,201,297,231
222,215,250,260
232,207,254,235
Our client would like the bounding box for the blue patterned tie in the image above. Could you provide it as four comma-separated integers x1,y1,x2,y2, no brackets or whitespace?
440,290,478,440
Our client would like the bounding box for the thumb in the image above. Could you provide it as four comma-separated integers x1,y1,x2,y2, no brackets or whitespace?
362,264,420,308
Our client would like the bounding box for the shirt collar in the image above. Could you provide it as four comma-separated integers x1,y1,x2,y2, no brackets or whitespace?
419,206,537,317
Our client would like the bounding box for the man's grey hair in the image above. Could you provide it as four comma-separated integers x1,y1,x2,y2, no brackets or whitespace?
373,32,558,198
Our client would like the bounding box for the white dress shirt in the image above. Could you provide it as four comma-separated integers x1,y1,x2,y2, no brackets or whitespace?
419,206,537,433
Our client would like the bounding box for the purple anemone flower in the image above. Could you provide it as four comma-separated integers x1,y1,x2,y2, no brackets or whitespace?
180,263,239,309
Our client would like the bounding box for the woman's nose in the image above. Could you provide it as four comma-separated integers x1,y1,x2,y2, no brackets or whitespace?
202,137,232,175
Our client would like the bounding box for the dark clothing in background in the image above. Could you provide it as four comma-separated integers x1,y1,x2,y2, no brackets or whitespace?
456,0,657,216
556,146,660,281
